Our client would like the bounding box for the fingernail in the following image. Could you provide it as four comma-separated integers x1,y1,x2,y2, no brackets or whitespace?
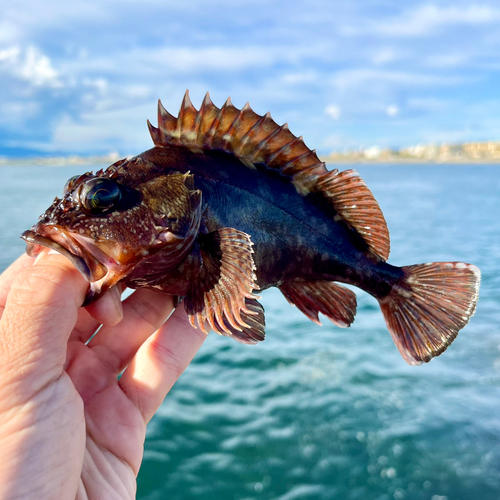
110,286,124,323
33,248,61,265
34,249,48,265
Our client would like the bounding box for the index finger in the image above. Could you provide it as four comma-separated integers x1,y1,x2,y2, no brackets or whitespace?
1,253,87,355
118,304,208,423
0,252,88,402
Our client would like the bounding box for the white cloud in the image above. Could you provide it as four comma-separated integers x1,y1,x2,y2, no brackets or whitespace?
153,46,278,72
282,71,319,85
48,103,155,154
322,133,358,151
61,44,307,80
0,21,19,44
1,0,500,155
21,46,60,86
371,48,399,65
0,44,61,87
0,100,39,126
330,68,465,91
407,97,450,112
373,4,500,37
83,77,108,93
123,85,153,99
0,46,20,62
386,105,399,117
424,53,469,69
325,104,341,120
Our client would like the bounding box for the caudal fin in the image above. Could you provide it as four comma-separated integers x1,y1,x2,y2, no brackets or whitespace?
379,262,480,365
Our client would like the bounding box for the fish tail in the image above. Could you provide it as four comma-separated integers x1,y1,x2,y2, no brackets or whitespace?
378,262,480,365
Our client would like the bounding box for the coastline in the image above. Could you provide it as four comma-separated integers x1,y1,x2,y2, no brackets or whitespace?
0,153,122,168
1,154,500,167
320,156,500,165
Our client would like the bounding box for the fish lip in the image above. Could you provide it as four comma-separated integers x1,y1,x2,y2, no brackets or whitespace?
68,232,131,305
21,226,108,285
21,225,135,305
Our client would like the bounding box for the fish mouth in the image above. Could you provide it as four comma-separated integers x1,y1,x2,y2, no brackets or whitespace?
21,225,127,305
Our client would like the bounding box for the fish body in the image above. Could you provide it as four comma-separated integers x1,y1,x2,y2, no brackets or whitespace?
133,146,402,294
22,92,480,365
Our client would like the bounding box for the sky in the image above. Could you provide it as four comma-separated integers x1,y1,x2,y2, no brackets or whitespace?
1,0,500,157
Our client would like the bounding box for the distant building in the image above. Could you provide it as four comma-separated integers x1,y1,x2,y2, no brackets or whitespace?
399,144,438,160
462,141,500,159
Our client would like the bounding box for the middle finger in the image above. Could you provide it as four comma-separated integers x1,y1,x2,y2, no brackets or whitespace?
87,288,175,374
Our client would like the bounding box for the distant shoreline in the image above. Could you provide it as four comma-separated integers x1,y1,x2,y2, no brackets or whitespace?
1,154,500,167
0,153,122,168
320,156,500,165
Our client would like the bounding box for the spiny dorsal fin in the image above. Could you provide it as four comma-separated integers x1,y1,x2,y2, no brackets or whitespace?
149,90,390,260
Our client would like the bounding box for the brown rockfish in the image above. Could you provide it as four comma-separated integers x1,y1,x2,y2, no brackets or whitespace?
22,91,480,365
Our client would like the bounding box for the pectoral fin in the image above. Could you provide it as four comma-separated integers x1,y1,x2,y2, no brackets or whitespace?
212,297,266,344
184,228,265,343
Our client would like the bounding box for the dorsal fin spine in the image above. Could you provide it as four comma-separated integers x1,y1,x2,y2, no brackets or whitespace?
267,135,307,167
292,164,326,195
222,106,251,151
251,121,286,165
230,104,264,155
178,91,199,144
176,91,188,133
212,99,240,151
197,93,218,148
266,135,301,166
192,101,204,146
208,97,238,150
254,122,301,167
234,111,272,157
281,149,321,176
158,100,175,131
203,99,226,149
151,93,391,260
195,93,211,147
147,119,162,146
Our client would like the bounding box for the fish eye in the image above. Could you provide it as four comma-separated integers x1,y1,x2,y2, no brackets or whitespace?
80,177,122,216
63,175,81,194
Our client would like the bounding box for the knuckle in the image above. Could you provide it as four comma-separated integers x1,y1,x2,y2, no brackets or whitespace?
127,291,172,331
149,339,184,380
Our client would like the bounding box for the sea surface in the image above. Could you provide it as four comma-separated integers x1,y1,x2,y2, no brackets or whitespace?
0,164,499,500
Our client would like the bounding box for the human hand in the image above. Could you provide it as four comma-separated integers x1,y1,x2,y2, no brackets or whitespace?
0,252,206,500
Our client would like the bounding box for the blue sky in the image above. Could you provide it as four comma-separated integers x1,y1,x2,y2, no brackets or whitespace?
1,0,500,157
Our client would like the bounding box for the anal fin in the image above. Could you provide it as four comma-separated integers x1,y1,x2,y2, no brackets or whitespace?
279,280,357,328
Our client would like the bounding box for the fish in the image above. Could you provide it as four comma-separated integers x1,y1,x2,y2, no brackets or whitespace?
21,91,481,365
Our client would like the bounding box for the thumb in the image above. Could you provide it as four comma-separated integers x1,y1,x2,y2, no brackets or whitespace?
0,252,87,393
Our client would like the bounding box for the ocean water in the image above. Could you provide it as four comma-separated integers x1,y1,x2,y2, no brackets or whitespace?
0,164,499,500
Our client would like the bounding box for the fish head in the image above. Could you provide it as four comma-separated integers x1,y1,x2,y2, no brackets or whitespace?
21,161,202,303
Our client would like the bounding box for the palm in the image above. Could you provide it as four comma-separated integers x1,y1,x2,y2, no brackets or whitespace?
0,254,206,500
66,337,140,500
